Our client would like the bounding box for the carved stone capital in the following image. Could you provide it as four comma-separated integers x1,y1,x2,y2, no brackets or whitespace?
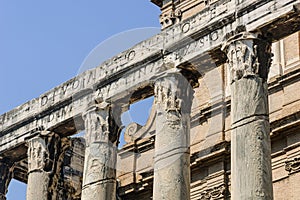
83,101,121,145
154,73,193,114
222,32,272,83
285,157,300,174
0,159,14,199
27,133,60,174
27,137,49,173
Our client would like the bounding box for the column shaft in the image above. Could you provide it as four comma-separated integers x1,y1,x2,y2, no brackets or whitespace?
223,32,273,199
81,102,120,200
153,73,193,200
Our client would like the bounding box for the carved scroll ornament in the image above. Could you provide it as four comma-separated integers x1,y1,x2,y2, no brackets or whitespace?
198,185,226,200
285,157,300,173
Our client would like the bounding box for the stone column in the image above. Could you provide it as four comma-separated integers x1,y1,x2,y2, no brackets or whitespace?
0,159,14,200
81,101,121,200
26,132,62,200
222,32,273,199
153,70,194,200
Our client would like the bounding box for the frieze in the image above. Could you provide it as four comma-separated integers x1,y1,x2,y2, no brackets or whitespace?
0,0,235,134
0,0,300,155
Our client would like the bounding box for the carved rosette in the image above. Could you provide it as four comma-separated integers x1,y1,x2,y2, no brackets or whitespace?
285,157,300,174
0,159,14,199
222,32,272,83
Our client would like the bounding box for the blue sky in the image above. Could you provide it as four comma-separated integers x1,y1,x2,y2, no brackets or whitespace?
0,1,160,199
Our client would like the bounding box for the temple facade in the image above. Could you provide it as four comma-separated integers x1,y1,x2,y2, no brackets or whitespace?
1,0,300,199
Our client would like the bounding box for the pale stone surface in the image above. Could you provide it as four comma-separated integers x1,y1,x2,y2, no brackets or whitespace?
223,32,274,199
26,133,67,200
153,69,194,200
1,0,299,155
26,136,50,200
27,172,50,200
0,0,300,199
81,102,121,200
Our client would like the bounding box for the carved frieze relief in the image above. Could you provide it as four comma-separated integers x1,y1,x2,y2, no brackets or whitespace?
160,8,182,29
285,157,300,174
198,185,226,200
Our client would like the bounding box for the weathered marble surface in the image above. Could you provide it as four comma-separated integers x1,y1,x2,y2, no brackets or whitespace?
1,0,299,156
0,0,300,199
223,32,273,199
153,69,194,200
81,102,121,200
26,133,68,200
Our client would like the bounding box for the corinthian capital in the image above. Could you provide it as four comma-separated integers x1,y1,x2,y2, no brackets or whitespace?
222,32,272,83
27,132,60,173
27,137,49,173
83,101,121,145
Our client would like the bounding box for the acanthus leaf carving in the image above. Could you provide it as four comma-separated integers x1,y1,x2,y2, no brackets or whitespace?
222,32,272,83
83,101,122,145
27,133,61,174
83,102,110,145
154,77,182,130
27,137,49,173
